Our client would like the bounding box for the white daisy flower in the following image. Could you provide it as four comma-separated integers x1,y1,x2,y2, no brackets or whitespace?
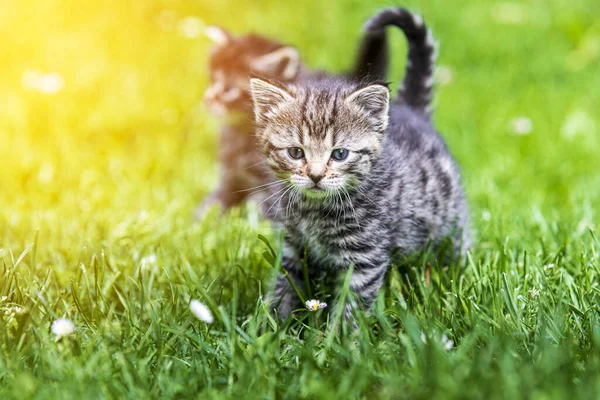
421,332,454,350
51,318,75,338
441,334,454,350
305,299,327,311
190,299,213,324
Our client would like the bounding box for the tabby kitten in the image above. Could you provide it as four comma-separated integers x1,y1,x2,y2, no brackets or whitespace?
250,8,470,319
195,25,389,218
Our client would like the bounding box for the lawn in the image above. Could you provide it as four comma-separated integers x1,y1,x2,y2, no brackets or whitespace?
1,0,600,398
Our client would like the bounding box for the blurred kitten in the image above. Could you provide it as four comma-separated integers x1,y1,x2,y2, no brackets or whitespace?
195,25,389,218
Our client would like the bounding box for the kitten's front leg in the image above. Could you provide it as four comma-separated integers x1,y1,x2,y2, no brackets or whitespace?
342,258,389,322
270,245,303,319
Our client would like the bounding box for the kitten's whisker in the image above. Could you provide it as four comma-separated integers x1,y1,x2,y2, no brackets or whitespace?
258,185,290,210
286,188,299,220
243,185,283,198
293,189,300,217
335,190,344,223
243,160,268,170
285,188,295,220
235,179,287,193
269,185,295,219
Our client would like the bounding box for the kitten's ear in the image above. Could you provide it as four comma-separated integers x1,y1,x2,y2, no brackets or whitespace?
205,26,231,46
249,78,294,125
345,84,390,130
250,47,300,80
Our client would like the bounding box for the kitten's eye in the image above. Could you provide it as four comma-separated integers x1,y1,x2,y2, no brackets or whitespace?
331,149,349,161
287,147,305,160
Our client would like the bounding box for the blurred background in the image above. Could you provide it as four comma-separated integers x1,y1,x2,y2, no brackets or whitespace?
0,0,598,269
1,2,599,396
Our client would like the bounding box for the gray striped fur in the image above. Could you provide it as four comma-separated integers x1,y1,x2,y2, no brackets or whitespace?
251,76,470,321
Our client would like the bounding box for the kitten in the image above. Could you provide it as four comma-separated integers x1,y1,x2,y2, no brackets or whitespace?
195,25,389,218
250,8,470,320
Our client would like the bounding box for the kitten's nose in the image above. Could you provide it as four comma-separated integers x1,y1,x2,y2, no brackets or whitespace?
308,173,324,184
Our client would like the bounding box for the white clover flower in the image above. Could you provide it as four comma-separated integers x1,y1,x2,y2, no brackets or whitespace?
305,299,327,311
51,318,75,338
510,117,533,135
190,299,213,324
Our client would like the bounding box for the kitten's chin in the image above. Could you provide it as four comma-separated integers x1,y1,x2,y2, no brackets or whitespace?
301,187,329,200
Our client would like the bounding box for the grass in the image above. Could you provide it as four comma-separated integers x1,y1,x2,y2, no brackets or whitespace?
1,0,600,398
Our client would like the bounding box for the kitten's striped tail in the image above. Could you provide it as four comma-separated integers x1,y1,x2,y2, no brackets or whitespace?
364,8,436,118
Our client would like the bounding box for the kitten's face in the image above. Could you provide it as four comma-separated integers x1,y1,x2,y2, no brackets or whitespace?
250,79,390,199
203,26,301,117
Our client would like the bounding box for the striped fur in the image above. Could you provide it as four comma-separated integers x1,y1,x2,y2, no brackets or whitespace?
364,8,437,118
250,76,470,321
